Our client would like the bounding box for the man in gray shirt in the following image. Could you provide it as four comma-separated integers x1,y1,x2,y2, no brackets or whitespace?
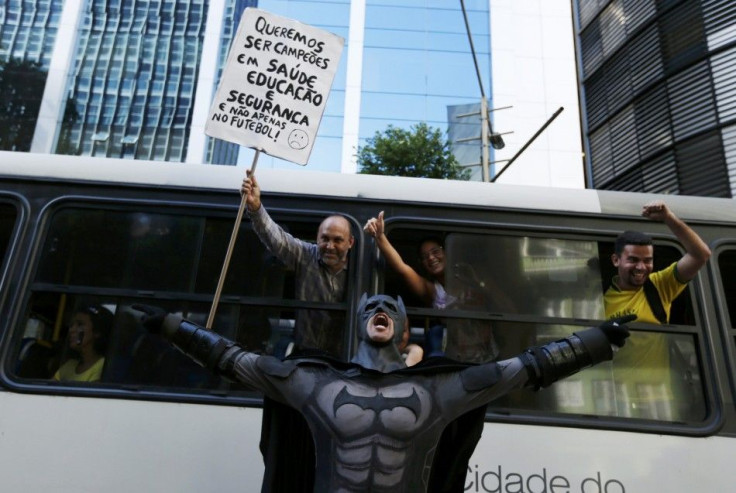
242,172,354,356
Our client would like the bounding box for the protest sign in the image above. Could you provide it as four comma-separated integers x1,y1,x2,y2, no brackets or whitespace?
205,8,344,165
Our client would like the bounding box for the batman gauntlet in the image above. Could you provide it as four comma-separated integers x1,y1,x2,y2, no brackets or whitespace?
520,325,620,390
162,314,240,374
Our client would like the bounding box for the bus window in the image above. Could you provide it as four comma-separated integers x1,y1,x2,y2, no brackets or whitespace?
445,234,705,422
193,214,347,357
380,226,706,422
590,239,704,422
14,294,228,391
446,234,604,319
717,249,736,327
35,209,199,292
194,216,287,298
378,227,433,307
12,205,346,395
489,322,705,422
596,239,696,326
0,202,17,267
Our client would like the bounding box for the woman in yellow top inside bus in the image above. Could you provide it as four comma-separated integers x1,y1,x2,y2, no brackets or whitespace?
53,304,113,382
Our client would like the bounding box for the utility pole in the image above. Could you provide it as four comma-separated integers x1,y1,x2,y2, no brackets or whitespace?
459,0,506,182
480,96,490,182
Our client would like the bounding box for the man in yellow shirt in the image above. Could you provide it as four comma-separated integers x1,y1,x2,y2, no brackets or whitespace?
604,200,710,420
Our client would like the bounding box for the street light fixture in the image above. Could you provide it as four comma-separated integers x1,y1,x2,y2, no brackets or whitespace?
490,132,505,150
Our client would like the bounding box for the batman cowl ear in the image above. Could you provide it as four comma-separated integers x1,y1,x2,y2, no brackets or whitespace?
397,296,405,316
358,293,368,313
394,295,408,343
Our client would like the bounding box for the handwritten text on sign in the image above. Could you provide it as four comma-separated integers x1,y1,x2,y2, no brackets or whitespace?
205,8,344,165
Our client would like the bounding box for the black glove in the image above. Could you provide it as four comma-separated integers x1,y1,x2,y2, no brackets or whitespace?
598,314,636,349
131,304,168,334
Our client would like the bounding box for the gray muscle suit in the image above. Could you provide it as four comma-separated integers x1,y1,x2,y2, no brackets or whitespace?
138,295,633,492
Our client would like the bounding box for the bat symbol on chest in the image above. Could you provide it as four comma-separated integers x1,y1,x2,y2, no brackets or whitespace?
333,386,421,418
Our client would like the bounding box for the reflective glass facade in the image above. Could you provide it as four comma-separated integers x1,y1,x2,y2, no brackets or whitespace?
575,0,736,197
246,0,490,175
12,0,254,163
62,0,207,160
207,0,250,164
244,0,350,172
0,0,63,67
360,2,489,138
0,1,64,152
362,1,490,180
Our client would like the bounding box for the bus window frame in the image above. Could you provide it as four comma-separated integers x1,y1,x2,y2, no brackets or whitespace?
706,239,736,420
0,193,26,347
0,184,724,436
2,195,362,407
373,214,719,435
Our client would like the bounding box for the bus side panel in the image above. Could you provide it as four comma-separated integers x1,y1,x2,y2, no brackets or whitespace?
470,422,729,492
0,392,264,493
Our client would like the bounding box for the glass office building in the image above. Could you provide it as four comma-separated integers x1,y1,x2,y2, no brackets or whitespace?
574,0,736,197
0,0,63,67
69,1,208,160
0,1,64,152
21,0,253,164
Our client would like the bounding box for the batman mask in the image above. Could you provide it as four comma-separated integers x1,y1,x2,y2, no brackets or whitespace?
357,293,407,345
352,294,407,372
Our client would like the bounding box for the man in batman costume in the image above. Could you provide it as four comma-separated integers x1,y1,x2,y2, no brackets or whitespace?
136,295,633,492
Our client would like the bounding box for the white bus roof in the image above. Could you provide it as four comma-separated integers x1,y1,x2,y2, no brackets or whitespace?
1,151,734,222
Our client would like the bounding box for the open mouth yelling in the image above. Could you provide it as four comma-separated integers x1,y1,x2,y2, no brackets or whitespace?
371,312,390,331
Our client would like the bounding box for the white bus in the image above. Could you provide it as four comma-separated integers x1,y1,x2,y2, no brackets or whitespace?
0,151,734,492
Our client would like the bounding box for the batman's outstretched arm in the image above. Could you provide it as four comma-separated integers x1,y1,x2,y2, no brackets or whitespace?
154,313,300,401
158,314,236,372
155,314,259,380
133,305,306,405
520,315,635,389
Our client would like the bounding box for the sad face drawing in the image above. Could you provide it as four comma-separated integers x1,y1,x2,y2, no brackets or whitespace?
288,129,309,149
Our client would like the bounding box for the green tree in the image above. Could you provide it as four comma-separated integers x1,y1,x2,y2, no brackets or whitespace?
357,122,470,180
0,59,47,151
